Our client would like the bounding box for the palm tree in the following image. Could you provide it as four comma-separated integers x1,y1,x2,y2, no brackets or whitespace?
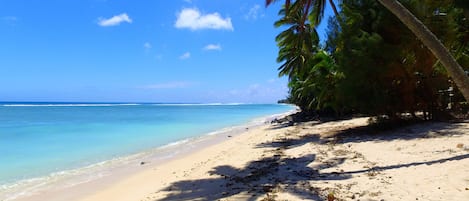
377,0,469,101
267,0,469,101
275,3,319,77
266,0,340,26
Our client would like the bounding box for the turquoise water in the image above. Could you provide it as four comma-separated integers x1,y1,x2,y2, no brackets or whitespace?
0,103,294,186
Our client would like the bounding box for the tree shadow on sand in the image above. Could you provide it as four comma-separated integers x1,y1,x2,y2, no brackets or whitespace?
331,121,469,144
267,119,468,146
156,120,468,200
156,129,357,201
260,120,469,152
256,133,322,149
157,152,352,201
340,153,469,175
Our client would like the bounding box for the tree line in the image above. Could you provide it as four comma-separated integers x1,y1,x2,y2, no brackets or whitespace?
270,0,469,120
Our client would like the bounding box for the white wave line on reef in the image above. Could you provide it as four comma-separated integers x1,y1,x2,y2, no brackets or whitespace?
1,104,140,107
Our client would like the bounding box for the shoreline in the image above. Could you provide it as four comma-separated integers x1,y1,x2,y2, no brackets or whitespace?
7,112,469,201
69,117,469,201
3,109,297,201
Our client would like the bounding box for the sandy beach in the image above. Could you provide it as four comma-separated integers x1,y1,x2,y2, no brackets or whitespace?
16,116,469,201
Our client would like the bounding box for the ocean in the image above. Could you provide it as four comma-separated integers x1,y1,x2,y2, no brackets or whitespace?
0,102,295,200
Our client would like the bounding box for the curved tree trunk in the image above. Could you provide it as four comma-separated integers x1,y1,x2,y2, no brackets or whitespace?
328,0,340,18
377,0,469,101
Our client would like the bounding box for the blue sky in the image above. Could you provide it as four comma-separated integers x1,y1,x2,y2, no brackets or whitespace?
0,0,332,103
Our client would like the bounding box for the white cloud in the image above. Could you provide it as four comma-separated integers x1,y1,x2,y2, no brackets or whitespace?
175,8,233,31
247,84,261,96
226,82,289,103
143,42,152,49
2,16,17,22
1,16,18,25
98,13,132,27
203,44,222,51
141,81,192,89
179,52,191,60
245,4,262,20
155,54,163,60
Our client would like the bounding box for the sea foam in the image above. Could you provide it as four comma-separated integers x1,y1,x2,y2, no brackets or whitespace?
0,103,295,200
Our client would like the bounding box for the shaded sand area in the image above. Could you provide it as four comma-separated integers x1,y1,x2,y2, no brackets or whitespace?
19,117,469,201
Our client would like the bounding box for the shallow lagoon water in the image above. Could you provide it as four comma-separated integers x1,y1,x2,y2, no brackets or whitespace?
0,103,294,188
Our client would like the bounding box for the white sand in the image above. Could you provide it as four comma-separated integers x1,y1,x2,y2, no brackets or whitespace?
14,117,469,201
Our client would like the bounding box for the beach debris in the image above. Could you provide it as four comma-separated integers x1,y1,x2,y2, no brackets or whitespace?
262,184,274,192
333,149,349,156
456,143,464,148
369,191,381,197
261,193,277,201
140,161,146,165
327,192,336,201
366,169,379,177
270,116,294,126
426,131,443,138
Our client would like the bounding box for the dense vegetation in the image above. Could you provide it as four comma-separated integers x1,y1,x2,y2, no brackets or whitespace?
273,0,469,120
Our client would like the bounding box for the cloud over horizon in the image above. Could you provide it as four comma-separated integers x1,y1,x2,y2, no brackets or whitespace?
244,4,263,20
98,13,132,27
2,16,18,22
203,44,222,51
140,81,193,89
175,8,233,31
179,52,191,60
226,81,288,103
143,42,152,49
1,16,18,25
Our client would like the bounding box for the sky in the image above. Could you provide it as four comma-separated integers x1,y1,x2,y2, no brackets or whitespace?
0,0,333,103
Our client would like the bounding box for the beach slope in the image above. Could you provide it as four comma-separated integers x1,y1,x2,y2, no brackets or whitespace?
21,117,469,201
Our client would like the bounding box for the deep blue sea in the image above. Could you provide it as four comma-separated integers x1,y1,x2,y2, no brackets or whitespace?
0,103,294,191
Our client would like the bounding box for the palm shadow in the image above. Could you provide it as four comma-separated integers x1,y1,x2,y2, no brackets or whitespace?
332,121,468,144
269,119,468,146
341,153,469,175
157,120,468,200
158,153,351,201
256,133,322,149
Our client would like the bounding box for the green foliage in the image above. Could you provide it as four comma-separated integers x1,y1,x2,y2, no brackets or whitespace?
275,2,321,78
273,0,468,119
327,0,469,118
330,0,403,115
274,1,342,112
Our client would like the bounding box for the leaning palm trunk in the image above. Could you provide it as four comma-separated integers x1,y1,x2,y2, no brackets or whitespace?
378,0,469,101
328,0,340,18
